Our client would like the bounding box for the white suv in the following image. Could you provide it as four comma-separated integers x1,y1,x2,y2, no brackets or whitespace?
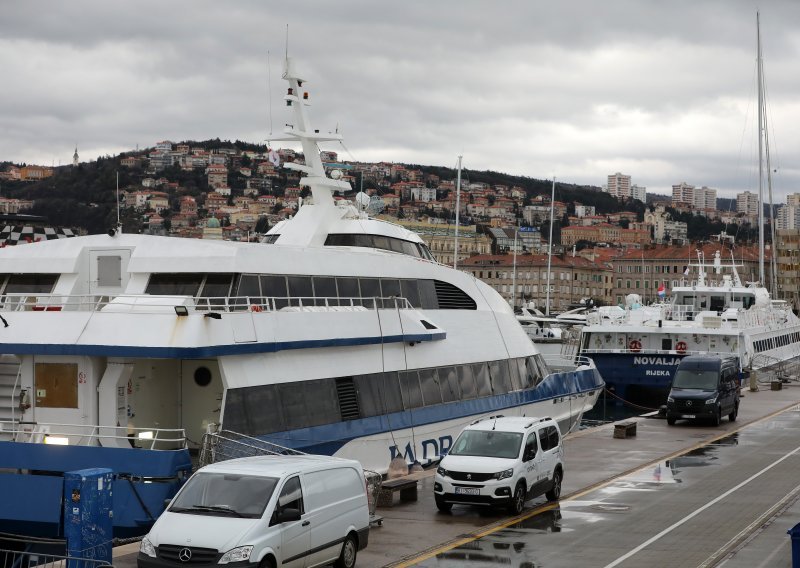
434,415,564,515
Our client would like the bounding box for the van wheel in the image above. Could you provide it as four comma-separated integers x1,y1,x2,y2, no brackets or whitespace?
508,482,526,515
258,557,276,568
334,532,357,568
546,469,562,501
729,403,738,422
712,407,721,426
435,496,452,512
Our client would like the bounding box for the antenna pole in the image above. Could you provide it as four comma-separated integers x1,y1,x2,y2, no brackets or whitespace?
116,171,121,228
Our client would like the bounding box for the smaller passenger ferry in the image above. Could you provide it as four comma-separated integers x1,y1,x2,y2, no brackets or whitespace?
578,250,800,407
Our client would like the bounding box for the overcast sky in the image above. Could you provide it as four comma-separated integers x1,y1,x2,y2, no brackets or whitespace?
3,1,799,199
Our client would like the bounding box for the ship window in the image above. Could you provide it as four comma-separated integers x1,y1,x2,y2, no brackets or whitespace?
419,368,442,406
399,370,423,410
508,359,523,391
400,279,421,308
372,236,390,251
3,273,59,295
221,388,249,433
355,373,402,417
304,380,339,426
457,365,477,400
401,241,419,257
662,338,672,350
473,363,492,397
287,276,313,307
359,278,381,309
278,383,309,428
312,277,337,306
240,385,283,433
489,360,512,394
194,366,212,387
198,274,234,309
418,280,438,310
261,276,288,309
381,279,401,307
439,367,460,403
145,273,203,296
237,274,261,300
336,277,360,307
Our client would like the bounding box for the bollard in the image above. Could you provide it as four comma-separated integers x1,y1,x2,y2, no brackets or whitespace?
787,522,800,568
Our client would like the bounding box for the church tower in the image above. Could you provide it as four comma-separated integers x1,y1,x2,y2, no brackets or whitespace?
73,146,79,167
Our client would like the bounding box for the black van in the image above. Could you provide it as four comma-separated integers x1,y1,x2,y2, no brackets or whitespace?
666,355,740,426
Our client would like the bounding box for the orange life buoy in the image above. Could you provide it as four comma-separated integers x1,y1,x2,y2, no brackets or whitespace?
676,341,687,354
250,304,263,313
629,339,642,352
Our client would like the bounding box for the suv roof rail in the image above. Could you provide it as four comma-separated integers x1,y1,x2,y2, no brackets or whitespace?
469,414,505,426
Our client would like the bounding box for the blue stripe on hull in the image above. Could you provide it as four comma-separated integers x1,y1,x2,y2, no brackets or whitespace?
243,367,605,455
0,331,446,359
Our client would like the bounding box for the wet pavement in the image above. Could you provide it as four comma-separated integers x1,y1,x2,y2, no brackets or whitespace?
113,384,800,568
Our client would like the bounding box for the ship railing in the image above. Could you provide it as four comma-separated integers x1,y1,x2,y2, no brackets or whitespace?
198,427,306,468
0,293,414,314
737,306,792,329
0,421,186,449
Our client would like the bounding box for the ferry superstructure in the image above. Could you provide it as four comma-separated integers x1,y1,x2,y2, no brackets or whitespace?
577,250,800,407
0,58,603,538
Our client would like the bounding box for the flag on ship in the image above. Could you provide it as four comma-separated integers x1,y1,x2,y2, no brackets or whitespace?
657,283,666,298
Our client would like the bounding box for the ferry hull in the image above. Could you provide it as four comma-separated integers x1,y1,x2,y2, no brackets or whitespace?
590,353,685,409
243,366,604,473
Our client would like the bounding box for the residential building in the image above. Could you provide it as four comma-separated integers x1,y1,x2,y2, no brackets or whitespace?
737,191,759,216
460,254,613,311
19,165,53,181
775,229,800,312
560,224,649,246
777,205,800,230
606,172,631,200
631,184,647,203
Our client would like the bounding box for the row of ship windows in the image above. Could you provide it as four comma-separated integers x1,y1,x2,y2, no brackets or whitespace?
263,233,436,262
754,332,800,353
145,273,476,310
0,273,477,311
222,355,550,436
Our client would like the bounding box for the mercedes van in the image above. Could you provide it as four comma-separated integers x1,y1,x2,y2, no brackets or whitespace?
666,355,740,426
138,455,370,568
434,415,564,515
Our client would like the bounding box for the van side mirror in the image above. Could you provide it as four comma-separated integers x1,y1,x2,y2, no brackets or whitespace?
275,507,301,523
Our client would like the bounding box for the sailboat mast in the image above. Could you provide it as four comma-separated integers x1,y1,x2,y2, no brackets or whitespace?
757,11,765,286
454,155,462,270
545,176,556,316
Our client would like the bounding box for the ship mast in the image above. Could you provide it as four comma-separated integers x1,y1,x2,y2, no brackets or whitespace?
756,12,765,287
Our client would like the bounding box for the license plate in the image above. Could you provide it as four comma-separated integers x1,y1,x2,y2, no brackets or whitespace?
455,487,480,496
682,414,696,419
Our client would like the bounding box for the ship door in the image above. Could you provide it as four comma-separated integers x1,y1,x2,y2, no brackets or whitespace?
180,360,223,448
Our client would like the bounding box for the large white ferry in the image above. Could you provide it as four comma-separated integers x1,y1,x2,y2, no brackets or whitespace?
0,58,603,538
577,250,800,407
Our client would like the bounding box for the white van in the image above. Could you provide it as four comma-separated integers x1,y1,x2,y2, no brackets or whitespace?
138,455,370,568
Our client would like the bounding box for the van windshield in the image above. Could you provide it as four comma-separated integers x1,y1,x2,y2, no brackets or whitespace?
449,430,522,459
169,472,279,519
672,369,718,390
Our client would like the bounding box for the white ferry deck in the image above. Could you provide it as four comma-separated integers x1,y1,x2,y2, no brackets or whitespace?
111,379,800,567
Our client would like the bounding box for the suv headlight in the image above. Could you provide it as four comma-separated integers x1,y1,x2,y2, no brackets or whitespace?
492,468,514,481
139,537,156,558
705,396,718,405
667,396,674,403
437,466,448,477
219,546,254,564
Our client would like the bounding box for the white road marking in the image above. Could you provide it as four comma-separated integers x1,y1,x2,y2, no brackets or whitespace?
602,443,800,568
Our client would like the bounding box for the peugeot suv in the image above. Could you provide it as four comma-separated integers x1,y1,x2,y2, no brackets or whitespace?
433,415,564,515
